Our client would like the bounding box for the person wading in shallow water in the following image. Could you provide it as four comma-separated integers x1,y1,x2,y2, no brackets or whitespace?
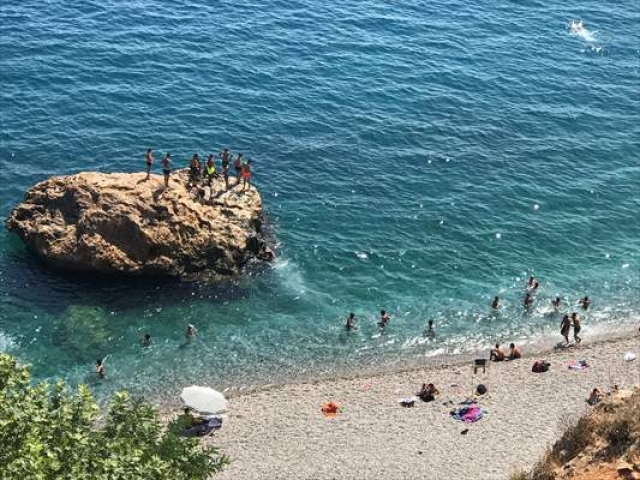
379,310,390,328
145,148,154,180
560,314,571,345
96,358,105,379
571,312,582,343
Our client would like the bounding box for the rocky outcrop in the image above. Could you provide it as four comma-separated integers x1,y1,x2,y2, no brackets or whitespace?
6,170,266,280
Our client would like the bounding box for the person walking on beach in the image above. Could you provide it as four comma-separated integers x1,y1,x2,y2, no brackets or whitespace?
242,159,252,191
345,312,356,331
560,314,571,345
145,148,154,180
162,153,171,187
379,310,390,328
233,154,244,184
96,358,106,379
579,296,590,310
220,148,231,190
571,312,582,343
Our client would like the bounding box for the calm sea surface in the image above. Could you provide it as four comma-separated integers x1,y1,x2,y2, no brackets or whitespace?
1,0,639,401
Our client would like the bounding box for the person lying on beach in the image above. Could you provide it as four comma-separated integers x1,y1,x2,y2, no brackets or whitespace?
551,296,561,312
490,343,505,361
560,315,571,345
508,343,521,360
417,383,439,402
345,312,356,331
587,387,602,406
579,296,590,310
378,310,390,328
523,293,534,309
491,296,500,310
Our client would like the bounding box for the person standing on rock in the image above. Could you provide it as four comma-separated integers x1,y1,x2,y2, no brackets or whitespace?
204,155,217,185
189,154,201,183
220,148,231,190
234,153,244,184
162,153,171,187
242,159,252,191
145,149,154,180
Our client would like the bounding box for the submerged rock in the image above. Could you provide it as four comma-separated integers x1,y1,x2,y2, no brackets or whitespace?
6,170,266,280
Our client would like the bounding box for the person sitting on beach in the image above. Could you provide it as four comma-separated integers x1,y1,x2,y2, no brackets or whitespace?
579,296,590,310
242,159,252,191
508,343,521,360
560,314,571,345
233,154,244,183
551,296,561,312
587,387,602,406
189,154,201,182
145,148,154,180
523,293,534,309
417,383,439,402
345,312,356,331
162,153,171,187
491,296,500,310
379,310,390,328
489,343,505,361
140,333,151,346
204,155,217,185
571,312,582,343
96,358,105,379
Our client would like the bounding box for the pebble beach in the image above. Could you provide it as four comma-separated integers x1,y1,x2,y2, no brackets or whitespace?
206,331,640,480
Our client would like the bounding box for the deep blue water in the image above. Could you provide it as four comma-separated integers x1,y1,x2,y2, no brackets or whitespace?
1,0,639,401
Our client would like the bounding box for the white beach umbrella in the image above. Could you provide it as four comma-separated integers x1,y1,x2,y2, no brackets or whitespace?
180,386,228,414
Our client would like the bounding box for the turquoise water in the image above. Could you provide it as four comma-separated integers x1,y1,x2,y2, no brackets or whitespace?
1,1,639,401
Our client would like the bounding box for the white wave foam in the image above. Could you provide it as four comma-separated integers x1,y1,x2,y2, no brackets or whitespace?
568,19,596,43
273,258,307,294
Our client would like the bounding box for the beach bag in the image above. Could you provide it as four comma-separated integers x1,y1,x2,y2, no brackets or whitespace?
532,360,550,373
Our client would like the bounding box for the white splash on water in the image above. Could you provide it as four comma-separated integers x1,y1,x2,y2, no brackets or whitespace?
274,258,307,294
568,19,596,43
355,251,369,260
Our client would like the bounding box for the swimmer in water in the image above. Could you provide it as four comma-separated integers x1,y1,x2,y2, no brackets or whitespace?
426,319,435,336
552,296,561,312
140,333,151,346
96,358,105,379
345,312,356,331
523,293,534,309
379,310,390,328
579,296,590,310
491,296,500,310
186,324,198,341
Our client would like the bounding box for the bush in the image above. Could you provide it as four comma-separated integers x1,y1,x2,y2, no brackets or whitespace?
0,353,229,480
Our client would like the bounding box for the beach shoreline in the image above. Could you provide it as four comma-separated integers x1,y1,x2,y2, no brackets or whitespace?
186,329,640,480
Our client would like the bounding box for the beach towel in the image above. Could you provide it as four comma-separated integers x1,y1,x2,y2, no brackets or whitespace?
567,360,589,371
450,403,487,423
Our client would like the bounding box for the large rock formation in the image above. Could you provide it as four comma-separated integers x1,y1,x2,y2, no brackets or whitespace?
6,170,267,280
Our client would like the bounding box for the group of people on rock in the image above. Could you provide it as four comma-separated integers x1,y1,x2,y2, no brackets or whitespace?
143,147,254,193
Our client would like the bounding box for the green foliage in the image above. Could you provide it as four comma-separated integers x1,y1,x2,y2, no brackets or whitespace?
0,353,229,480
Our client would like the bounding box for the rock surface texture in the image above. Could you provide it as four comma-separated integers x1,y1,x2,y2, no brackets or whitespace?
6,170,265,280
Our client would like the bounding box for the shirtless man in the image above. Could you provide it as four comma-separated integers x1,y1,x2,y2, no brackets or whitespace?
491,296,500,310
508,343,521,360
345,312,356,331
579,296,590,310
96,358,105,379
490,343,505,361
220,148,231,190
145,148,154,180
560,315,572,345
571,312,582,343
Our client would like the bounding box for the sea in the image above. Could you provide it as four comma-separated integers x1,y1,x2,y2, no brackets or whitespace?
0,0,638,403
